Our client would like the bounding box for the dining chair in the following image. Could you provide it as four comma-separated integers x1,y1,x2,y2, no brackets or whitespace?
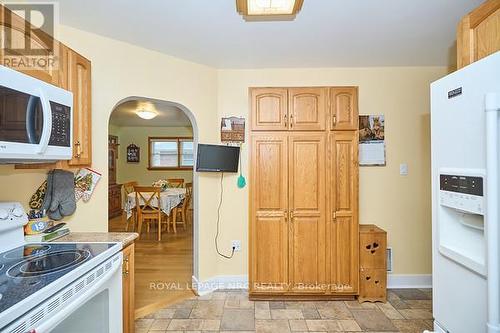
167,178,184,188
122,181,138,231
134,186,164,241
172,182,193,231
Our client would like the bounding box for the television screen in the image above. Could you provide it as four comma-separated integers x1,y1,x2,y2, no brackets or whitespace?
196,144,240,172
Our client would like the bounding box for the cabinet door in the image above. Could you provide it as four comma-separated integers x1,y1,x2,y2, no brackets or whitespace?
457,0,500,69
122,243,135,333
250,133,289,293
289,88,327,131
251,88,288,131
330,87,358,131
67,49,92,166
0,5,59,86
329,131,359,294
288,133,327,293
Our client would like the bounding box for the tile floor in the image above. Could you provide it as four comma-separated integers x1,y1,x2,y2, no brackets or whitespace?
135,288,433,333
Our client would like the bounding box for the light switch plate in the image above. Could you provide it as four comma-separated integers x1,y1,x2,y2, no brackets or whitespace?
400,163,408,176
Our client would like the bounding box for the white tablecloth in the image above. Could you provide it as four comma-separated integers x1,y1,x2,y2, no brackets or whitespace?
126,188,186,219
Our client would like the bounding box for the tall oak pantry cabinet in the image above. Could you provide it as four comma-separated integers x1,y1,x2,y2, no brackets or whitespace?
249,86,359,299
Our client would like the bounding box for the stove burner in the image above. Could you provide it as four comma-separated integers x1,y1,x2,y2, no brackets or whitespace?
6,250,91,278
3,245,51,260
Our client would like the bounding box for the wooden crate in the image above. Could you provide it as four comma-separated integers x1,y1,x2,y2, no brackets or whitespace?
359,225,387,302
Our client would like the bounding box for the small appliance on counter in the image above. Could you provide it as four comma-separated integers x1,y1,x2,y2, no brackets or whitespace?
0,201,123,332
0,65,73,163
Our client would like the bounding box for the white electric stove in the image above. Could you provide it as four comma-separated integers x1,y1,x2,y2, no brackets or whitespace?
0,202,123,333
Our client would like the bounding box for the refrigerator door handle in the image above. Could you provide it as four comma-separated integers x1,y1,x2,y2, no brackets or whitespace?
485,92,500,333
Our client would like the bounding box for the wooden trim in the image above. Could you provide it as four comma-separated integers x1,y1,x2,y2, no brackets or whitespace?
147,136,194,170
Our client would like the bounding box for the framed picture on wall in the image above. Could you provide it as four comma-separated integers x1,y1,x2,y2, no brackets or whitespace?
127,144,140,163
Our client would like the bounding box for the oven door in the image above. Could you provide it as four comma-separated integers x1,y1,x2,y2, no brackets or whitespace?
0,65,72,162
38,255,123,333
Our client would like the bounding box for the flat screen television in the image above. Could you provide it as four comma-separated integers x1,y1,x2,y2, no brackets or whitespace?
196,144,240,172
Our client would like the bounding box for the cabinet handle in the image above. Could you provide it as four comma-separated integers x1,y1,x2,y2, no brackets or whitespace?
74,141,82,158
284,114,288,128
290,114,294,128
332,115,337,126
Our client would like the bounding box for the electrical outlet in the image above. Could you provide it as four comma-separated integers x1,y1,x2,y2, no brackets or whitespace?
231,240,241,252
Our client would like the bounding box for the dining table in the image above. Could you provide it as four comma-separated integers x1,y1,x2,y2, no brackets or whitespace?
125,188,186,233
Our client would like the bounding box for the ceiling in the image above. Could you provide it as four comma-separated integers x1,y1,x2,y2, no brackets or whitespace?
53,0,482,68
110,100,192,127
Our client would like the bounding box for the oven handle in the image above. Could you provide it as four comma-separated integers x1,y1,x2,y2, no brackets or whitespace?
36,89,52,154
29,256,121,333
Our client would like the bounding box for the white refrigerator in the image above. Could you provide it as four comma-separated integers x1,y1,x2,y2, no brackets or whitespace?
430,51,500,333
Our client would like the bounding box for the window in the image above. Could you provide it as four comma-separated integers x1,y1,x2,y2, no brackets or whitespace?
148,137,194,170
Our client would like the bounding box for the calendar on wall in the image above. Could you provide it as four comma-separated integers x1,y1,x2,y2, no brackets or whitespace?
126,144,140,163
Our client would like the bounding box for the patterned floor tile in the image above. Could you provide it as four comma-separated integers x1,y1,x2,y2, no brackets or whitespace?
139,288,437,333
392,318,433,332
255,319,291,333
220,309,255,331
351,309,398,331
305,319,342,331
391,289,431,300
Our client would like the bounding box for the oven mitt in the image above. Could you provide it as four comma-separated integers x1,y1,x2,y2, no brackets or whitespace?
41,170,55,212
48,170,76,220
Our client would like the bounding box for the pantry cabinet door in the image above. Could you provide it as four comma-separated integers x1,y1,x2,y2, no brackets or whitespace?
67,49,92,166
329,131,359,294
288,133,327,293
288,88,327,131
250,133,289,293
330,87,358,131
251,88,289,131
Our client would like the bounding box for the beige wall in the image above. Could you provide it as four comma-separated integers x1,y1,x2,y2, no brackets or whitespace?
216,67,447,275
0,25,223,280
111,126,194,186
0,24,447,280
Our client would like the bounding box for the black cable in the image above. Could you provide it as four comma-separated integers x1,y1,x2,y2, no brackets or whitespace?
215,172,235,259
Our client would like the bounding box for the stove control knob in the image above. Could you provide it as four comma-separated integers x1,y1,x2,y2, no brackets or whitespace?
0,209,9,220
12,207,24,218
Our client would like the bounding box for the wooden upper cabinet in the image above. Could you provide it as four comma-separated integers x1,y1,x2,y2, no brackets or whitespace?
0,5,60,86
251,88,288,131
288,88,327,131
457,0,500,69
330,87,358,131
67,49,92,166
329,131,359,294
250,133,289,293
288,133,327,293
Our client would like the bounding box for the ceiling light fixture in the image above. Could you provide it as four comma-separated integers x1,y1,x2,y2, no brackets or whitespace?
236,0,304,21
136,110,158,120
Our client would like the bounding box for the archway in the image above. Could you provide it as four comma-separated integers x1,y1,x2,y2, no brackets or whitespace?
108,96,200,317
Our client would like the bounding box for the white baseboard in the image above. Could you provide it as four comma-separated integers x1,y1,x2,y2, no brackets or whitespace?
191,273,431,296
387,274,432,289
192,275,248,296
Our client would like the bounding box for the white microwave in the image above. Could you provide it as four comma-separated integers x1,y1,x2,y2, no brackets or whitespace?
0,65,73,163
